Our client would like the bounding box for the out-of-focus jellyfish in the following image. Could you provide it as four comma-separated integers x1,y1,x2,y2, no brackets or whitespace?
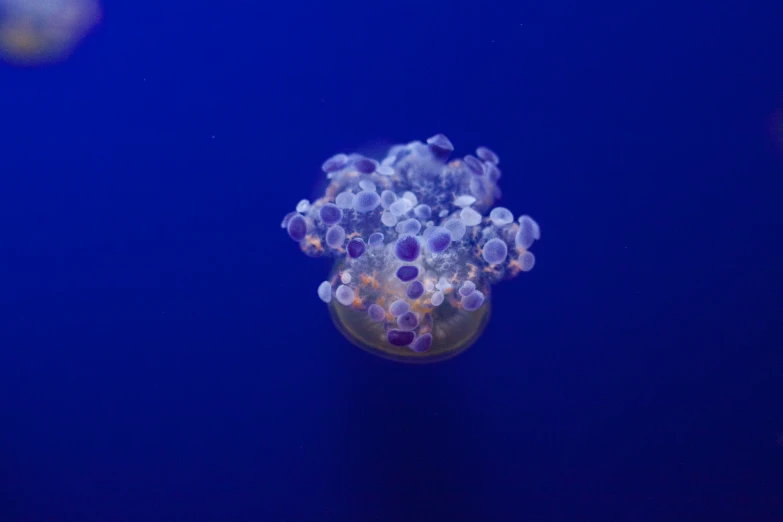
0,0,101,65
283,134,541,363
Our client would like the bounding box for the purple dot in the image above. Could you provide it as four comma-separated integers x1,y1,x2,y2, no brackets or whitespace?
409,333,432,353
406,280,424,300
426,133,454,161
426,133,454,151
368,304,385,322
387,329,415,347
476,146,499,165
395,234,420,262
426,227,452,253
389,299,410,317
287,214,307,242
459,280,476,296
380,190,397,208
347,238,366,258
463,154,484,175
353,190,381,212
280,211,297,229
462,290,485,311
397,311,419,331
516,215,538,249
397,218,421,235
354,157,378,174
321,153,348,173
414,204,432,220
396,265,419,282
482,238,508,264
319,203,342,225
325,225,345,248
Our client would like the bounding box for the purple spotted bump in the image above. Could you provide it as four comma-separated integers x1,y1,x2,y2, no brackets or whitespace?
347,238,366,258
397,218,421,235
463,154,484,175
396,311,418,331
287,214,307,242
387,329,415,347
396,265,419,282
459,280,476,296
426,133,454,161
319,203,342,225
321,153,348,173
481,238,508,264
406,280,424,300
476,146,499,165
353,190,381,212
389,299,410,317
414,204,432,220
409,333,432,353
325,225,346,248
354,157,378,174
280,211,297,229
461,290,485,311
368,304,385,322
426,227,452,254
395,234,420,262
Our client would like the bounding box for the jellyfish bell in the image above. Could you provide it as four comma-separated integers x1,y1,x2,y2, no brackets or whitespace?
327,260,492,363
0,0,102,66
282,134,541,363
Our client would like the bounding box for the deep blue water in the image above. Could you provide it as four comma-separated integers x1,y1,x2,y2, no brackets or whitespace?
1,1,782,521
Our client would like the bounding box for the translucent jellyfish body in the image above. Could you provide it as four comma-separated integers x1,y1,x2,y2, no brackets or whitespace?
0,0,102,65
282,134,540,363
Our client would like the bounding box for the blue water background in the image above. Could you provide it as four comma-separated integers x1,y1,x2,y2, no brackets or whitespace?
1,1,782,520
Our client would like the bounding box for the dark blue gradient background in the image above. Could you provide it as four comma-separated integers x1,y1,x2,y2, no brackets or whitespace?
1,1,782,521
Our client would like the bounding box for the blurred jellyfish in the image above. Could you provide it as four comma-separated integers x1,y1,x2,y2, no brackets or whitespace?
283,134,541,363
0,0,101,65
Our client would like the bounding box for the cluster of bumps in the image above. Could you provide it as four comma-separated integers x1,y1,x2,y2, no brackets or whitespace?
282,134,540,353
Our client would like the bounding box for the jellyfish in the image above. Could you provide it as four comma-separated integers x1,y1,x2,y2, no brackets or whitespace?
0,0,101,65
282,134,541,363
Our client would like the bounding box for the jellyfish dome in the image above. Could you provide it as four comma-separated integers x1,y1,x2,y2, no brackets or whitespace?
282,134,541,363
0,0,102,65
